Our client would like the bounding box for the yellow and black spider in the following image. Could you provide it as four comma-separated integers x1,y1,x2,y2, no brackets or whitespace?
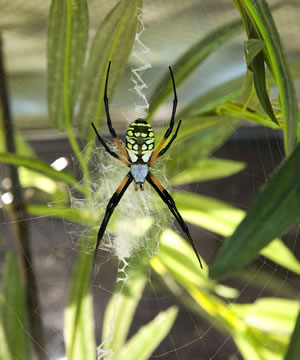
91,61,203,269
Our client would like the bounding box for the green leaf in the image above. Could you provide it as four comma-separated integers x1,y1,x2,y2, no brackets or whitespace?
178,76,244,119
210,140,300,280
155,234,285,360
78,0,142,140
174,190,244,237
261,239,300,276
170,157,246,185
64,241,95,360
244,39,265,67
27,204,95,225
166,120,238,176
101,262,147,359
119,307,178,360
148,19,243,118
47,0,89,130
233,298,299,337
239,0,298,153
0,310,11,360
154,229,238,299
0,152,79,188
243,26,278,125
284,309,300,360
1,252,31,360
174,191,300,275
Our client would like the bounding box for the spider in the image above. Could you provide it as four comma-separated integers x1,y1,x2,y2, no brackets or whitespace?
91,61,203,269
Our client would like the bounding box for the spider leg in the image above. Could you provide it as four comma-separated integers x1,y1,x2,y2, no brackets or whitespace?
104,61,130,161
91,122,130,167
149,120,182,165
93,172,134,267
146,173,203,269
150,66,178,159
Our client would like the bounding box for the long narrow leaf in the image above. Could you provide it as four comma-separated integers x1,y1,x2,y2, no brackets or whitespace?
148,19,243,117
166,120,237,176
178,76,244,119
119,307,178,360
78,0,142,140
64,242,95,360
27,204,95,224
101,262,147,359
0,152,79,188
240,0,298,153
47,0,88,130
169,157,246,185
284,309,300,360
2,252,31,360
210,140,300,280
174,191,300,275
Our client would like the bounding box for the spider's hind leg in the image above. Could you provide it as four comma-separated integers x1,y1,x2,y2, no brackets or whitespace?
93,172,133,267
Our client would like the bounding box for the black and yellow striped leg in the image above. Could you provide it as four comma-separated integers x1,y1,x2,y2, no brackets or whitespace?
91,122,130,167
104,61,130,161
150,66,178,159
93,173,134,267
146,173,203,269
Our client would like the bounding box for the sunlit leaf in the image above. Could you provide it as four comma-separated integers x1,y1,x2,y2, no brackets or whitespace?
210,140,300,280
174,191,300,275
27,204,96,225
119,307,178,360
2,252,31,360
47,0,89,130
102,262,147,359
170,157,246,185
284,310,300,360
233,298,299,336
153,229,238,299
261,239,300,276
0,152,79,189
64,240,95,360
174,191,244,237
78,0,142,140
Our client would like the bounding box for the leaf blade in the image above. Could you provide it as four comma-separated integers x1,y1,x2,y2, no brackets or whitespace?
148,19,243,117
47,0,89,130
210,140,300,280
119,307,178,360
2,252,31,360
0,152,78,188
241,0,298,153
78,0,142,140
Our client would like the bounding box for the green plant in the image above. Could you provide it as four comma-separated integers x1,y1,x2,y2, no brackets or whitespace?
0,0,300,359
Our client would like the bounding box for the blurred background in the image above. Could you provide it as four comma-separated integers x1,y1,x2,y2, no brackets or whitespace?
0,0,300,359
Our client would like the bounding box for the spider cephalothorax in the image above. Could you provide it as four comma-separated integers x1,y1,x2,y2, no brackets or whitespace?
91,61,203,269
126,119,155,163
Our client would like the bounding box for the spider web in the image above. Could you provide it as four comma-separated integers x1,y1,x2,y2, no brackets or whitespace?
0,1,300,360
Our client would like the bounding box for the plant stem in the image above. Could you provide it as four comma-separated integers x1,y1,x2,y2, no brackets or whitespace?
0,35,46,360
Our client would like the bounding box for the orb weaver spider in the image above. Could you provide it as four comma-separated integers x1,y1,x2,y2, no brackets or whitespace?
91,61,203,269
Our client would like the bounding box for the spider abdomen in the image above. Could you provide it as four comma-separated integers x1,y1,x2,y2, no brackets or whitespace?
126,119,155,163
130,164,148,184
